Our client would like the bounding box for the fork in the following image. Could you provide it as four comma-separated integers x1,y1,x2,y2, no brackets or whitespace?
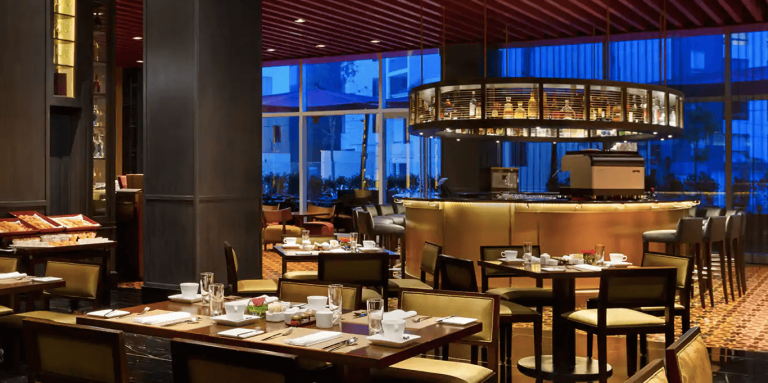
412,316,431,323
261,327,294,341
436,315,455,323
161,317,199,327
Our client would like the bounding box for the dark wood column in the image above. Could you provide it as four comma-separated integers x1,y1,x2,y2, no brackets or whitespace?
143,0,262,290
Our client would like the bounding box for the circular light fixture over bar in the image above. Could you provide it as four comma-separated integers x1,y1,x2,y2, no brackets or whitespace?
408,78,684,142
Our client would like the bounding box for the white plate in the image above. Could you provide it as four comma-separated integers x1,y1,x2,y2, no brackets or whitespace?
9,243,54,248
436,316,477,325
497,258,524,263
168,294,203,303
367,333,421,348
211,314,260,326
359,247,381,252
604,261,632,268
281,244,302,249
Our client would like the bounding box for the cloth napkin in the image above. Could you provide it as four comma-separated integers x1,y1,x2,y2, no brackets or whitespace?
0,272,27,280
32,277,63,282
254,295,279,304
134,312,191,325
284,331,343,347
329,248,348,253
383,310,417,321
87,309,131,318
573,264,603,272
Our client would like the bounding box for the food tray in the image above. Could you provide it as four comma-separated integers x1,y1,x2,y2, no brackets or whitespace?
48,214,101,232
0,218,39,237
10,211,65,233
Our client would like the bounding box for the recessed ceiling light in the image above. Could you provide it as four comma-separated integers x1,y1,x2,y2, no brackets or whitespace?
371,40,380,44
419,132,423,135
653,131,658,134
661,138,665,141
267,48,275,52
496,140,500,143
668,135,672,138
316,44,325,48
295,18,305,23
137,60,143,63
456,139,460,141
133,36,143,40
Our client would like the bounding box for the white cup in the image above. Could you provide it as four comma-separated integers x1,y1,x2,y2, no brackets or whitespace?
501,250,518,260
363,240,376,249
382,319,406,342
283,237,298,245
540,254,551,264
315,310,334,328
284,309,298,324
329,240,339,247
179,283,198,299
224,301,246,321
609,253,628,263
322,242,331,251
307,295,327,309
547,259,560,266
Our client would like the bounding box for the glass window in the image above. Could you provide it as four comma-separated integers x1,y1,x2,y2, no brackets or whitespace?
303,58,379,112
306,114,379,204
502,42,603,79
262,64,300,112
383,50,441,108
384,116,419,202
262,117,300,205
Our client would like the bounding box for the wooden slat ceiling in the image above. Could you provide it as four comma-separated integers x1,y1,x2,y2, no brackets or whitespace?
116,0,767,67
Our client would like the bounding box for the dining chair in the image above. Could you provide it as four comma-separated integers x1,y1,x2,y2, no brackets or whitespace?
278,279,362,310
303,204,335,236
479,245,553,314
262,208,302,250
564,267,677,382
665,327,712,383
388,241,441,293
0,257,18,273
624,359,668,383
23,318,129,383
263,204,281,211
224,241,277,296
702,216,727,304
437,254,542,370
372,288,500,383
724,213,746,298
43,261,103,311
317,251,390,304
171,338,301,383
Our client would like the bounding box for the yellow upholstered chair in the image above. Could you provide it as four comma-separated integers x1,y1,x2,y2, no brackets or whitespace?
373,289,500,383
665,327,712,383
0,257,18,273
564,267,677,382
304,204,335,236
23,318,128,383
281,236,335,282
317,252,389,304
388,241,440,293
625,359,668,383
262,209,302,250
171,338,300,383
224,242,277,296
480,245,553,314
278,279,361,311
44,261,102,310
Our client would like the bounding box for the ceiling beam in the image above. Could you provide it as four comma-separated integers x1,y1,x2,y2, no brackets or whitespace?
716,0,743,22
641,0,684,27
742,0,763,21
693,0,723,25
590,0,647,31
494,0,576,36
669,0,704,26
454,0,543,39
520,0,593,35
567,0,632,32
465,0,557,38
618,0,661,28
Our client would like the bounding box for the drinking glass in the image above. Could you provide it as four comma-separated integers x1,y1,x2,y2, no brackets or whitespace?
200,272,214,305
328,284,343,325
523,242,533,262
595,244,605,264
209,283,225,316
301,229,310,243
350,232,359,251
367,298,385,335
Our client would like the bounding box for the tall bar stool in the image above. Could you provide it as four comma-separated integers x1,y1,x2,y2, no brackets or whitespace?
724,214,743,300
356,210,406,277
702,216,728,304
642,217,708,308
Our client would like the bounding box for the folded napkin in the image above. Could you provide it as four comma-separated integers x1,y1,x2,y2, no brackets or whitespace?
572,264,603,272
254,295,279,304
0,272,27,280
134,312,191,325
329,248,348,253
541,267,565,272
284,331,343,347
88,309,131,318
383,309,417,321
218,328,264,339
529,256,541,264
32,277,63,282
294,251,314,256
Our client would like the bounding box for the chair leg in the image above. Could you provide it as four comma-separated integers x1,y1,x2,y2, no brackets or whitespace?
470,345,479,365
735,238,747,295
643,240,649,254
694,243,706,309
441,345,449,361
626,334,638,377
717,240,729,304
733,239,743,298
639,334,648,367
533,318,542,372
586,331,593,358
705,242,715,307
726,239,736,302
504,323,512,366
682,310,691,334
598,332,608,383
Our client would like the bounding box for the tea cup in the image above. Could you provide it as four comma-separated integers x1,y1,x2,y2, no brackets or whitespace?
315,310,334,328
283,237,298,245
307,295,327,309
224,300,246,321
501,250,518,260
363,240,377,249
179,283,198,299
382,319,406,342
609,253,628,263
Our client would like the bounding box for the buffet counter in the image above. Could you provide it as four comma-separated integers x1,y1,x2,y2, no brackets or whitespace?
396,194,698,290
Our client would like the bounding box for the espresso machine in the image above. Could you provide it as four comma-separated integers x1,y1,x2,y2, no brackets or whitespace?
560,150,645,199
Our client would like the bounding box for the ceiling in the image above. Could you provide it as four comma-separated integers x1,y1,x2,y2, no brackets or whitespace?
116,0,768,67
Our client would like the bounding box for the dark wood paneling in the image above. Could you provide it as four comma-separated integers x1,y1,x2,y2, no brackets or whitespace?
0,0,47,204
198,200,261,279
143,199,195,285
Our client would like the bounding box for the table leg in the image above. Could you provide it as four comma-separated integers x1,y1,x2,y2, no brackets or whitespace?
282,257,288,276
552,278,576,373
340,366,371,382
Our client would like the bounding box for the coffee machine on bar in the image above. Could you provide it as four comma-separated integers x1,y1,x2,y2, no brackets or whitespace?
491,167,519,192
560,150,645,200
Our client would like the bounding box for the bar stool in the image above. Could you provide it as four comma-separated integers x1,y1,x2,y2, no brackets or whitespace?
724,214,743,300
702,216,728,304
642,217,707,308
356,210,406,277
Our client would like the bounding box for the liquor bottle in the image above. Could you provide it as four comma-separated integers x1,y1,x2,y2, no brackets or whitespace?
469,91,477,118
497,126,505,136
503,97,514,119
561,100,575,120
427,97,434,121
93,133,99,159
527,89,538,119
514,102,526,119
475,101,482,119
94,75,101,93
629,103,637,123
659,104,666,125
600,107,606,121
611,102,622,122
444,98,453,120
549,96,558,119
492,102,500,118
652,98,659,124
669,108,677,127
94,41,100,62
479,127,485,135
543,92,550,119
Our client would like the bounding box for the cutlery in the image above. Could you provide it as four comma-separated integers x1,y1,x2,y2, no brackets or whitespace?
161,317,199,327
436,315,455,323
102,309,117,317
292,303,307,309
261,327,294,341
329,337,357,352
412,316,431,323
322,338,352,350
137,307,151,316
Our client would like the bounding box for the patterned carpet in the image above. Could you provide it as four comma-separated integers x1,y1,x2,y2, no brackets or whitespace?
121,248,768,351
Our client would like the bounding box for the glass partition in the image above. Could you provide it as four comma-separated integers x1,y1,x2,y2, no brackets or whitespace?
262,117,300,206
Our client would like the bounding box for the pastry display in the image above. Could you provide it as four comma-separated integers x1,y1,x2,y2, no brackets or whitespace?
0,220,33,233
51,215,99,228
18,214,57,230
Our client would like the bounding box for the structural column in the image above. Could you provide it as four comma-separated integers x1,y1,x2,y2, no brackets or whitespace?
143,0,262,289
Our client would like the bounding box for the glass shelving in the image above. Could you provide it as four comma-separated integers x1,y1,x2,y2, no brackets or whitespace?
53,0,76,98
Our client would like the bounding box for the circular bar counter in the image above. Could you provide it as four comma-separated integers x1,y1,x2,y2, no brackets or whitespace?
397,194,698,290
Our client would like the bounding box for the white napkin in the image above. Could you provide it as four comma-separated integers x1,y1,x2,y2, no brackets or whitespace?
573,264,603,272
254,295,279,304
294,251,313,256
218,328,264,339
32,277,63,282
383,310,417,321
329,248,348,253
529,256,541,264
437,316,477,325
284,331,343,347
88,309,131,318
541,267,565,272
0,272,27,280
134,312,191,325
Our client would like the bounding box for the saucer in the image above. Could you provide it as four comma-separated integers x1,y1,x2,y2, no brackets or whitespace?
605,261,632,268
281,244,302,249
367,333,421,348
211,314,260,326
497,258,524,264
169,294,202,303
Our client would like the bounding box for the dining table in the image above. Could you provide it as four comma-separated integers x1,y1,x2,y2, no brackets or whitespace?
77,300,482,382
477,260,613,382
291,211,327,228
274,245,401,276
0,275,66,311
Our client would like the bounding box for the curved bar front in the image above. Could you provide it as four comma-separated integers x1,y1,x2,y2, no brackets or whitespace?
401,197,697,290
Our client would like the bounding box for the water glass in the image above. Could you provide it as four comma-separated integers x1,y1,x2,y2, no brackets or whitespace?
523,242,533,262
350,232,359,251
328,284,343,325
209,283,225,316
200,272,214,305
367,298,385,335
301,229,310,243
595,244,606,264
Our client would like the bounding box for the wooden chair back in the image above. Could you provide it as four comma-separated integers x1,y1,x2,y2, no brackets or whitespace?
317,252,390,302
642,252,692,310
45,261,101,301
223,241,240,294
420,241,442,286
665,327,712,383
624,359,668,383
436,254,478,293
479,245,541,291
0,257,18,273
278,279,362,311
597,268,677,334
307,204,334,220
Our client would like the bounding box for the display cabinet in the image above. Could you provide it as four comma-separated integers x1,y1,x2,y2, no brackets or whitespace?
53,0,76,97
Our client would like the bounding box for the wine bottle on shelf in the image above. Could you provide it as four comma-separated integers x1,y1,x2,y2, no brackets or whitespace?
652,98,659,124
629,102,637,123
514,102,526,119
94,74,101,93
503,97,514,119
444,98,453,120
561,100,575,120
492,102,499,118
475,101,482,119
543,92,550,119
549,95,558,119
527,89,538,119
469,91,477,118
611,103,622,122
